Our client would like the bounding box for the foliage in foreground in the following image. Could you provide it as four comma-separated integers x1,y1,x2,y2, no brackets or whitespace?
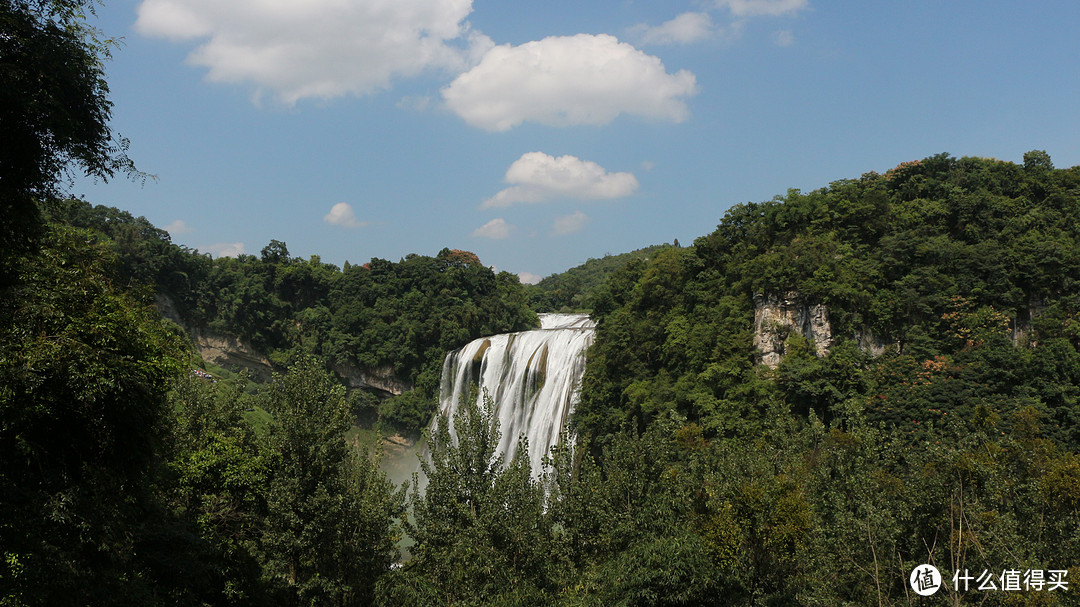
164,357,404,606
0,229,404,606
0,226,186,606
378,393,1080,606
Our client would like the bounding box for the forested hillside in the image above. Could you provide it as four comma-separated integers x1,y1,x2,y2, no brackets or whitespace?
526,244,673,312
49,198,537,432
577,151,1080,444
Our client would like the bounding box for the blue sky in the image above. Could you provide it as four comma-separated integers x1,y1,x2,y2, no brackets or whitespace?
75,0,1080,282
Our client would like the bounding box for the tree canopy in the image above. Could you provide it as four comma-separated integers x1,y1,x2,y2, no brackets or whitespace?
525,244,674,312
0,0,137,264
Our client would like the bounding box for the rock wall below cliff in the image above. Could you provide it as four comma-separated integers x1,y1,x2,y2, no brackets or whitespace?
334,363,411,397
753,293,832,369
191,330,276,382
753,292,1038,367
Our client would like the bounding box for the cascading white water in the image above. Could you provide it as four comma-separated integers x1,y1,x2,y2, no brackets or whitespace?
433,313,595,474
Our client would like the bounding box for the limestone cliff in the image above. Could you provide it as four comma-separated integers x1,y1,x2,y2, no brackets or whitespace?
753,293,832,369
1011,299,1046,347
855,330,893,357
190,330,276,381
752,293,899,366
333,363,412,396
156,294,275,380
753,291,1037,367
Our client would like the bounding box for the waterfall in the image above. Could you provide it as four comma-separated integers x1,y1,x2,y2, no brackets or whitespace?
433,313,595,474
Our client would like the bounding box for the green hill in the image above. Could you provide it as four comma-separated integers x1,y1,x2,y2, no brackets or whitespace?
577,151,1080,446
526,244,675,312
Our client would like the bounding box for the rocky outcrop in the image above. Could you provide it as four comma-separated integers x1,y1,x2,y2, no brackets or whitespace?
753,293,832,369
752,292,1049,367
855,330,894,357
1011,299,1046,347
334,363,412,396
155,294,275,380
191,330,276,381
155,293,184,327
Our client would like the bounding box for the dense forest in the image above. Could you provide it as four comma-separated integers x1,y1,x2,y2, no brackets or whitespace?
578,151,1080,444
525,244,674,312
47,197,537,433
4,0,1080,605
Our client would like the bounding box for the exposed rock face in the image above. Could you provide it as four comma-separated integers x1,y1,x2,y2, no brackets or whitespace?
156,294,275,380
752,292,1048,367
191,330,276,381
155,293,184,326
334,363,412,396
1011,299,1046,347
754,293,832,369
855,330,893,357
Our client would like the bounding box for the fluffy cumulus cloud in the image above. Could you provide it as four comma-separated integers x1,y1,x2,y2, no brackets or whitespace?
714,0,808,17
633,12,715,46
442,34,698,131
206,242,245,258
517,271,542,285
323,202,368,228
552,211,589,236
134,0,492,104
471,217,513,239
483,152,639,208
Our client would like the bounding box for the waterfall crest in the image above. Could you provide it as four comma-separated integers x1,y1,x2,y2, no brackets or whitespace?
434,313,595,474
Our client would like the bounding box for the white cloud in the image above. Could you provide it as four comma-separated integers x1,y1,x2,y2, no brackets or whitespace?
206,242,245,258
135,0,492,105
323,202,368,228
517,271,542,285
772,29,795,46
471,217,513,239
552,211,589,236
632,1,805,49
483,152,639,208
633,12,715,46
163,219,193,235
714,0,808,17
442,34,698,131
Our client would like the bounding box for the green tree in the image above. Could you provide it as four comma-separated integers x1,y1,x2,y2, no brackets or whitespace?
1,0,137,267
164,375,271,605
384,391,552,605
259,357,402,606
0,226,187,606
